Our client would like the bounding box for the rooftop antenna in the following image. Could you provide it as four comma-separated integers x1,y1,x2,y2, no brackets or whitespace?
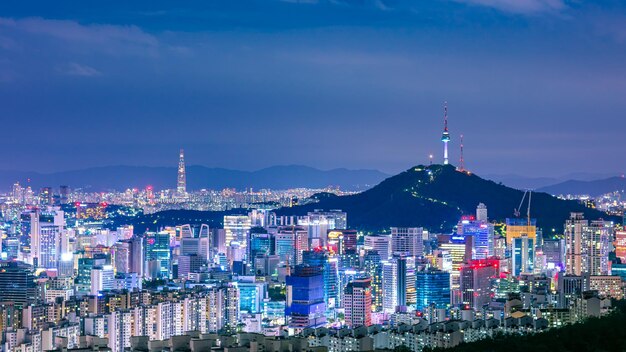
459,134,465,172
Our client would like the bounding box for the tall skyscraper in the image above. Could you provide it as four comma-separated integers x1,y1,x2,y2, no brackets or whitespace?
40,187,53,205
565,213,612,276
29,210,40,266
441,102,450,165
460,260,498,310
344,277,372,328
506,218,537,276
285,265,326,329
565,213,586,276
511,235,535,276
144,232,171,279
177,149,186,197
363,250,383,312
303,250,340,310
457,211,494,260
59,185,70,205
382,254,415,313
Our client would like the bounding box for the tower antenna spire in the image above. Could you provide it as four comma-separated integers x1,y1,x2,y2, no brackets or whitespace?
441,101,451,165
459,134,465,172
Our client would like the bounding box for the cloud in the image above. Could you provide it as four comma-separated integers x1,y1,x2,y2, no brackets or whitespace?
60,62,102,77
0,17,158,56
451,0,567,14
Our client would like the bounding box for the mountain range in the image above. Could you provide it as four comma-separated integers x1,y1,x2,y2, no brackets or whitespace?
483,172,620,190
537,176,626,197
0,165,389,192
120,164,617,234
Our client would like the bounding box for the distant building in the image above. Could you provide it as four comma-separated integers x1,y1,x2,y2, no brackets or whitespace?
275,226,308,265
224,215,252,248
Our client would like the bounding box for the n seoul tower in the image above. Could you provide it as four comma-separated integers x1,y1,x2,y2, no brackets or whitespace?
441,102,451,165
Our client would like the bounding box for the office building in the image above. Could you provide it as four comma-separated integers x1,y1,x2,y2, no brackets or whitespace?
303,249,340,310
224,215,252,248
391,227,423,258
285,265,326,329
275,226,308,265
144,232,171,278
344,277,372,328
363,250,383,312
382,255,415,313
460,260,498,311
364,234,391,260
415,269,451,312
327,229,357,255
0,261,38,308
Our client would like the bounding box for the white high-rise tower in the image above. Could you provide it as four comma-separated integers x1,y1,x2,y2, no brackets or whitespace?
441,102,451,165
177,149,186,197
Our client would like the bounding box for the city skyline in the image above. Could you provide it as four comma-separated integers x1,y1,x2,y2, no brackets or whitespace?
1,2,625,351
0,1,625,176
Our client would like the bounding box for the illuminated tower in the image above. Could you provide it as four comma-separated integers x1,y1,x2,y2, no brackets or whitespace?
441,102,451,165
177,149,186,197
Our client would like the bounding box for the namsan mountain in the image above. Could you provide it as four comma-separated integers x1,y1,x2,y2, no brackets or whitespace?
276,164,616,233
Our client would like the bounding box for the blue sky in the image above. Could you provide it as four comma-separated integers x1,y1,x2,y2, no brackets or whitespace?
0,0,625,176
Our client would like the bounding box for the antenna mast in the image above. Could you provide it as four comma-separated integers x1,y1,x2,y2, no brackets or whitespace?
459,134,465,172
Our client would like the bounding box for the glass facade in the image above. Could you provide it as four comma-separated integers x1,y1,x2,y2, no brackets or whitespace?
415,270,451,312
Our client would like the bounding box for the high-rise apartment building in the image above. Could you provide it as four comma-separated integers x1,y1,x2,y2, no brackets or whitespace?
344,277,372,328
565,213,611,276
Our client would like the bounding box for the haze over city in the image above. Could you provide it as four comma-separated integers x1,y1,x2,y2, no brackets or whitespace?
1,0,625,176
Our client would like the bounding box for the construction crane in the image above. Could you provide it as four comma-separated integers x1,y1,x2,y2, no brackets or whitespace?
514,190,532,226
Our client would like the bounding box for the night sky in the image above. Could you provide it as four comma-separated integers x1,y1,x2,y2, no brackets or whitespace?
1,0,624,177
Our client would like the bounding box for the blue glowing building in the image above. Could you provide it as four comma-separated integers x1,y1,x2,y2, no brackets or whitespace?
285,264,326,328
415,269,451,312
